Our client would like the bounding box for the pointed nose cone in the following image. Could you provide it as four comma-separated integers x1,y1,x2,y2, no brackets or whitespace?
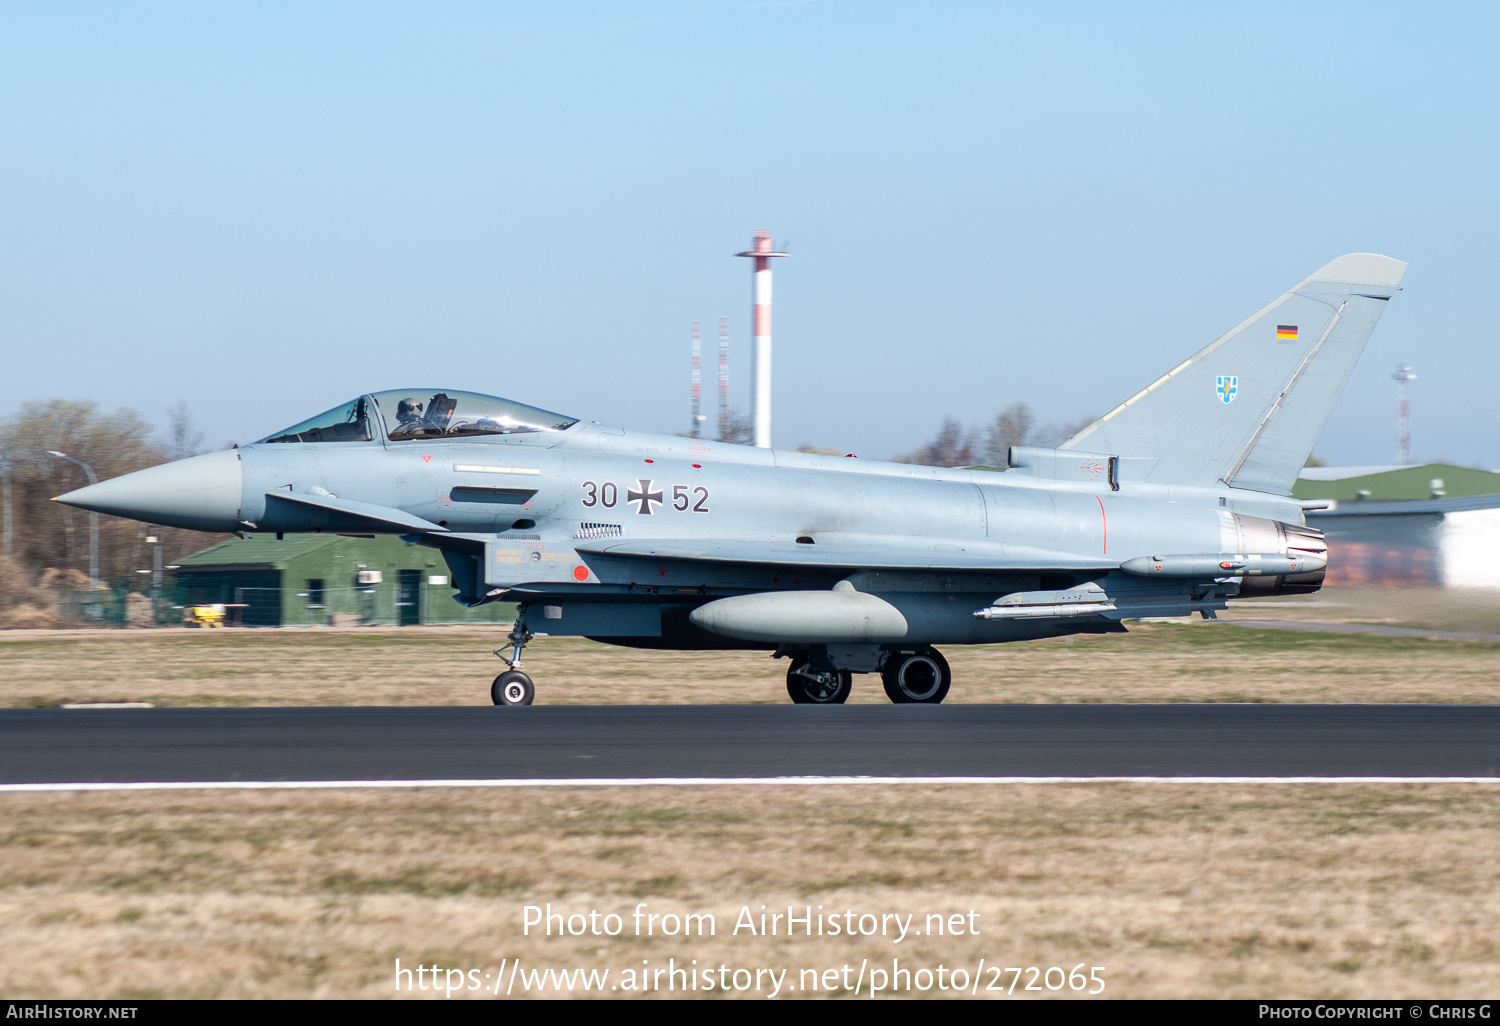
56,449,244,532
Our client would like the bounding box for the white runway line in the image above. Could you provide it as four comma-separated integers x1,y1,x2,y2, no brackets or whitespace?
0,775,1497,793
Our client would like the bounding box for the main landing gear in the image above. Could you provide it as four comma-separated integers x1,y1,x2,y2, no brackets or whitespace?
779,645,952,705
786,659,853,704
881,648,951,704
491,610,535,706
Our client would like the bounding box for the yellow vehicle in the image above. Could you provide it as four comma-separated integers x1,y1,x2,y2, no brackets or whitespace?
185,604,227,628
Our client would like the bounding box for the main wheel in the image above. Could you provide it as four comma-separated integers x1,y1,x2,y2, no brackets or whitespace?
786,660,852,704
491,670,535,706
881,649,951,704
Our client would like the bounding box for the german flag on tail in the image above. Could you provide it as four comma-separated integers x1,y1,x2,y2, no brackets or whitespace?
1276,324,1298,341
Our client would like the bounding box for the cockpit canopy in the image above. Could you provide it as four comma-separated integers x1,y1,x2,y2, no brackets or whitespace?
370,389,577,440
257,390,578,444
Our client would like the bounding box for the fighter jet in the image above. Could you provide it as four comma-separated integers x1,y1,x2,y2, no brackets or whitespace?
58,253,1405,705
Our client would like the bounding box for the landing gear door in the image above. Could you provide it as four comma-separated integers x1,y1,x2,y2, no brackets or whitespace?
484,538,587,587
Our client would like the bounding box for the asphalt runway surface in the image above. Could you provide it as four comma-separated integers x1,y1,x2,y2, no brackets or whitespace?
3,704,1499,784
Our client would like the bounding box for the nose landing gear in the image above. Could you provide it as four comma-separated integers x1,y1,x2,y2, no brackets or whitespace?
491,609,535,706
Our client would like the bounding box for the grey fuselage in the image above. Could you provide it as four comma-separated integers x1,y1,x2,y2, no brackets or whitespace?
228,415,1314,649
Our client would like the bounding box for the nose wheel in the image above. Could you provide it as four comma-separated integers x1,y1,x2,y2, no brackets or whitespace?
492,670,535,706
882,648,951,704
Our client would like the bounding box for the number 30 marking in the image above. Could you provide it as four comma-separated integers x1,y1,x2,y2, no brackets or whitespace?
582,480,707,512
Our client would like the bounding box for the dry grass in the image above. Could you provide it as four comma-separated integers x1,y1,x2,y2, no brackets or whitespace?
1224,586,1500,635
0,784,1497,999
2,613,1500,707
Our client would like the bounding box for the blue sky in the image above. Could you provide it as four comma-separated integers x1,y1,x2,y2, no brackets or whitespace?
3,1,1497,465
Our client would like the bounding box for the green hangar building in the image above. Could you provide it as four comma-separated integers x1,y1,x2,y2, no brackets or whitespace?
171,535,512,627
1295,463,1500,588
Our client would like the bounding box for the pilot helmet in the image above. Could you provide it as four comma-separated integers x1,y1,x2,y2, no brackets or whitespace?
396,398,424,421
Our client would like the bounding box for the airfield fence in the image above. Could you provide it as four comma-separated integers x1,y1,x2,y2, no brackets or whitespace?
47,582,510,628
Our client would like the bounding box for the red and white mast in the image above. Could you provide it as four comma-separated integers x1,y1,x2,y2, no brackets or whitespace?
1393,363,1416,464
689,321,702,438
735,230,788,448
717,316,730,441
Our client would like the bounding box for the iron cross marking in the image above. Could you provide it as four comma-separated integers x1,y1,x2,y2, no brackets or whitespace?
627,478,663,515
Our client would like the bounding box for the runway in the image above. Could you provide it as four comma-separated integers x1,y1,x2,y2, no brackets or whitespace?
2,704,1499,787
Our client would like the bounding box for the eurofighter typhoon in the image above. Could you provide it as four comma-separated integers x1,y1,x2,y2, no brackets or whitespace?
58,254,1405,705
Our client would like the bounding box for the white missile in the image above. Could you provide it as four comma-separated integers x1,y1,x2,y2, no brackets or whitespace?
1119,553,1327,578
972,601,1117,620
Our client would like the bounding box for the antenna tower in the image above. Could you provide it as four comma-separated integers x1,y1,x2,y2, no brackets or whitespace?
689,321,702,437
718,316,730,440
1393,363,1416,464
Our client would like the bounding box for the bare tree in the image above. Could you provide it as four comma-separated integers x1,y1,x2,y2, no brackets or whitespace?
895,417,977,467
0,400,228,604
719,408,754,445
1035,415,1095,448
980,402,1037,467
164,401,206,461
895,404,1096,468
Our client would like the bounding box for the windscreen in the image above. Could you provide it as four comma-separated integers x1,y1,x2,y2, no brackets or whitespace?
370,389,577,440
257,397,373,444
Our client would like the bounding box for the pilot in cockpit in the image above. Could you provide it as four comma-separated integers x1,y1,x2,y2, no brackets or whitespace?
389,397,426,438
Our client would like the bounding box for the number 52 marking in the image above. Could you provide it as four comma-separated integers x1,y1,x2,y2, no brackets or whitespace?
582,481,708,512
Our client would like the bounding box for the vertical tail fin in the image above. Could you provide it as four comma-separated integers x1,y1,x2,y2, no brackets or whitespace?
1060,253,1406,494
